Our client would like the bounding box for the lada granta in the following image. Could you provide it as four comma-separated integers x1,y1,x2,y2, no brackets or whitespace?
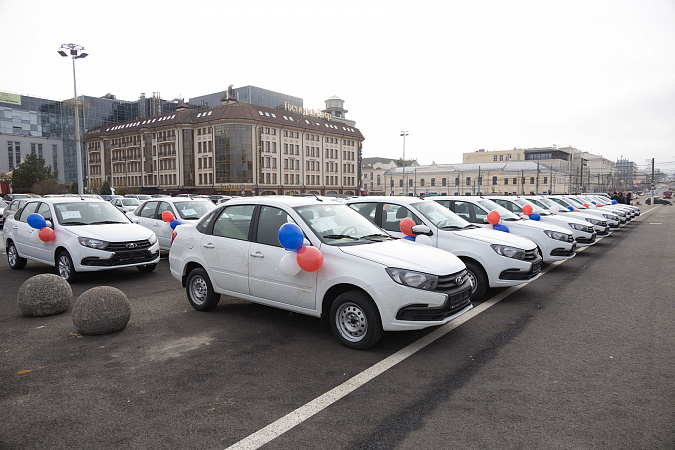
168,196,473,349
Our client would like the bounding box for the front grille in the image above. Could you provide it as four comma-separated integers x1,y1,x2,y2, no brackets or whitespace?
81,249,159,266
523,249,538,261
435,269,468,291
565,234,575,243
576,233,596,244
396,286,472,321
106,239,152,251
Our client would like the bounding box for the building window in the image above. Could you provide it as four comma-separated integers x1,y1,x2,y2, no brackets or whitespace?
441,178,447,187
493,156,497,161
477,176,482,186
408,179,413,187
504,178,509,185
513,178,517,185
466,177,471,186
530,177,535,184
420,179,425,187
455,177,460,186
543,176,548,184
399,179,403,187
376,175,381,186
499,155,503,161
430,178,436,187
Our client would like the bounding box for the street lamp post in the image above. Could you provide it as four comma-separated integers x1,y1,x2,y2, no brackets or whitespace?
400,131,408,196
58,43,88,195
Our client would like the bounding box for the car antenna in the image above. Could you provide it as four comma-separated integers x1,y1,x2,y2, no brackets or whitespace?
300,182,322,201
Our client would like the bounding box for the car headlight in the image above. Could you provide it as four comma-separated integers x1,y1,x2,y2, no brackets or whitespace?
78,237,109,249
568,223,586,231
386,268,438,291
602,214,618,221
544,230,570,241
585,218,601,225
148,233,157,245
490,244,525,260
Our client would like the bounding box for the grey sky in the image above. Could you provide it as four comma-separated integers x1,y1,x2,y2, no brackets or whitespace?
3,0,674,171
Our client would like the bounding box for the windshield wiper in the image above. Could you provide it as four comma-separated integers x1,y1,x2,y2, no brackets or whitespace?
90,220,127,225
359,233,394,241
61,221,88,225
440,225,464,230
322,234,359,240
461,224,479,229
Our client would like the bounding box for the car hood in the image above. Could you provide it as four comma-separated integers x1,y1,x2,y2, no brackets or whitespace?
60,223,154,242
504,218,572,234
454,227,537,250
337,239,465,275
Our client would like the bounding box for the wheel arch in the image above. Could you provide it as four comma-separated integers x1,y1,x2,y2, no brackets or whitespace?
53,245,70,265
320,283,377,326
182,261,206,287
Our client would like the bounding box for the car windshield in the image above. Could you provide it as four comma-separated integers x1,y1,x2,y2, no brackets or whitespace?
295,203,389,245
477,199,521,221
411,200,471,229
136,195,152,201
0,199,7,208
512,199,551,215
122,199,141,206
54,201,130,225
174,201,216,220
564,197,588,209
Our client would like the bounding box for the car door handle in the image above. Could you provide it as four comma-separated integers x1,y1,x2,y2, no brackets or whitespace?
153,223,160,227
203,243,215,249
13,225,18,229
250,251,264,258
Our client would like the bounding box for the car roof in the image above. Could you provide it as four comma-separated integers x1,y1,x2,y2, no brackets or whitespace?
22,197,109,205
223,195,344,208
345,196,428,205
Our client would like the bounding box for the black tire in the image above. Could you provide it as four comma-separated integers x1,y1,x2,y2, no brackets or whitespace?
186,268,220,311
56,250,78,283
329,291,383,350
7,242,27,270
464,260,488,301
137,263,157,273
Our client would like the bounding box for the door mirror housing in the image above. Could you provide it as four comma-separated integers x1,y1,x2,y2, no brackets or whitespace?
411,224,432,236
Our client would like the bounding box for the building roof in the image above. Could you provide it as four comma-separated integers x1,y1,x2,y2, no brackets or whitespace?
386,160,566,174
84,102,364,140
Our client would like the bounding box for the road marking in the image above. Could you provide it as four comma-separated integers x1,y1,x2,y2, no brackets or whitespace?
648,223,662,225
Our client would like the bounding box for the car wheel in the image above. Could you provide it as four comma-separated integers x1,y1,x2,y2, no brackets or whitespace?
464,261,487,301
186,268,220,311
7,242,27,270
137,263,157,273
56,250,78,282
330,291,383,350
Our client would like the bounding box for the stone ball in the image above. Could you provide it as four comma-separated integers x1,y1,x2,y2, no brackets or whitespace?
17,274,72,317
72,286,131,335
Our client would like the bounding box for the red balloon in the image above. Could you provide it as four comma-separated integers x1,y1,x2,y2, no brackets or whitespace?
162,211,174,222
39,227,55,242
296,246,323,272
399,218,416,236
522,204,533,216
597,204,603,207
583,203,589,207
487,210,501,225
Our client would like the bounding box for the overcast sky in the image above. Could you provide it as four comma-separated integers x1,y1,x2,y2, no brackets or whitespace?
3,0,675,172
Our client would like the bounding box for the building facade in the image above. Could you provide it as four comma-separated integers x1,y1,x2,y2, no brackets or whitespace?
189,86,303,111
84,100,364,197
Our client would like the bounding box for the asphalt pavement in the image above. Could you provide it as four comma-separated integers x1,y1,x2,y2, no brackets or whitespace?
0,205,673,449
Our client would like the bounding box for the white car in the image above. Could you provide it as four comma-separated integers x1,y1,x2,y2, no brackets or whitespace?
111,197,141,213
487,196,597,246
523,196,611,236
433,196,577,263
0,199,7,227
169,196,473,349
345,196,543,301
128,197,216,250
563,196,628,225
546,196,621,230
4,197,160,282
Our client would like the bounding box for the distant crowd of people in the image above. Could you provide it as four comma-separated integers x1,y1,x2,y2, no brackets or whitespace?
610,192,632,205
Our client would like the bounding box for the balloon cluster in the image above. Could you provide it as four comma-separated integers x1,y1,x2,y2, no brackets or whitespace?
487,211,509,233
612,200,618,205
161,211,182,234
398,218,432,245
521,204,540,221
277,223,323,275
27,213,55,243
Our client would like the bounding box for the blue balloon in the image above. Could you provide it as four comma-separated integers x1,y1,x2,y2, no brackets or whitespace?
591,201,597,205
567,206,574,211
278,223,304,252
529,213,541,221
170,219,181,229
493,223,510,233
612,200,617,205
403,235,416,241
27,213,46,230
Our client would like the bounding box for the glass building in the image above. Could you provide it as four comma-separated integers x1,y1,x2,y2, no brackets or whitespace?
189,86,302,111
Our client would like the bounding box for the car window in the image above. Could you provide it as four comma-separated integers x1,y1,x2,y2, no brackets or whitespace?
37,202,53,223
452,201,487,224
196,209,218,233
212,204,255,240
412,201,469,229
157,202,173,220
256,206,298,247
381,203,422,232
139,201,159,218
348,202,377,222
17,202,40,222
494,199,520,213
0,199,7,208
434,199,451,209
173,201,215,220
122,199,140,206
54,201,129,225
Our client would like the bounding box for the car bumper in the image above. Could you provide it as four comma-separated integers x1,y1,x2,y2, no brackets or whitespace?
75,243,161,270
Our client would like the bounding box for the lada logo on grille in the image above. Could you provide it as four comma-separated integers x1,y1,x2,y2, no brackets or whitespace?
455,276,463,285
126,243,137,249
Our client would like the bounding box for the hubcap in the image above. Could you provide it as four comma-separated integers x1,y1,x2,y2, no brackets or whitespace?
190,276,208,305
336,302,367,342
8,246,17,266
466,270,477,294
58,255,70,279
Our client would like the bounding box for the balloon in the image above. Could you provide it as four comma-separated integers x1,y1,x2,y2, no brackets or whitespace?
27,213,46,230
487,210,501,225
162,211,174,222
550,204,560,213
399,218,416,236
583,203,589,208
612,200,617,205
415,235,433,246
597,204,603,207
278,223,304,252
522,204,533,216
296,246,323,272
591,201,597,205
574,209,580,212
30,229,42,244
170,219,181,229
530,213,541,221
493,223,510,233
278,252,301,276
39,227,55,242
162,222,172,234
403,235,416,241
567,206,574,211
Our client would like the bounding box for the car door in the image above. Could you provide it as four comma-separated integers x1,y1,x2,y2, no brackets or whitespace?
28,202,56,264
380,202,423,237
202,204,254,295
450,200,488,226
12,202,40,259
134,200,160,236
155,201,175,249
248,205,317,311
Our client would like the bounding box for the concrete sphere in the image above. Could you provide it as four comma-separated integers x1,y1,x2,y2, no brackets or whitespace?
72,286,131,335
17,274,72,317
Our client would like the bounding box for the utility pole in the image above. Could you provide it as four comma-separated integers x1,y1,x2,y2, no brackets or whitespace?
651,158,655,206
535,161,540,194
568,148,574,194
521,169,525,195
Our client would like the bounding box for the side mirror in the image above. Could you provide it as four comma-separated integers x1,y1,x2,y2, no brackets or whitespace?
483,217,489,223
132,219,140,224
411,224,432,236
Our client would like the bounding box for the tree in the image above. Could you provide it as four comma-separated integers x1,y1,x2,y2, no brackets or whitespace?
10,153,55,193
70,181,78,194
100,181,112,196
33,179,70,195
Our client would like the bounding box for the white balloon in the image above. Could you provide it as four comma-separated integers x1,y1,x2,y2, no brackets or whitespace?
30,229,42,244
278,252,301,276
415,234,433,246
162,222,172,234
549,203,560,213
